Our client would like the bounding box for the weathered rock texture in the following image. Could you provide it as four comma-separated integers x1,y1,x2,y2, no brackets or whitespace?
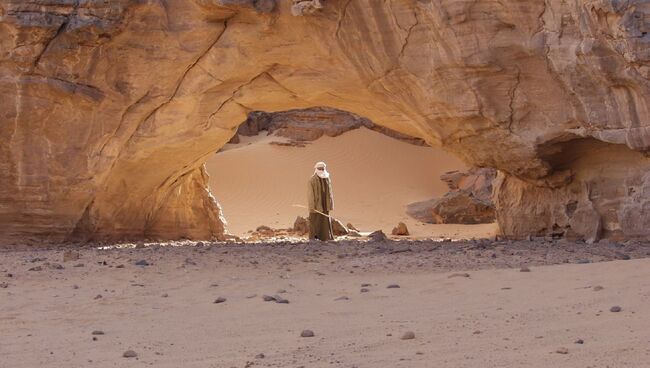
0,0,649,243
408,168,496,224
233,107,428,145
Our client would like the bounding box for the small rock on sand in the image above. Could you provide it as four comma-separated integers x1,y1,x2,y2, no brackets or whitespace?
255,353,265,359
334,296,349,301
134,260,149,266
274,296,289,304
214,297,227,304
519,267,531,272
391,222,409,236
555,347,569,354
368,230,387,242
361,283,371,287
262,295,276,302
28,266,42,272
610,306,622,312
123,350,138,358
448,273,470,278
574,339,584,344
593,285,604,291
401,331,415,340
360,288,369,293
91,330,104,335
387,284,400,289
300,330,315,338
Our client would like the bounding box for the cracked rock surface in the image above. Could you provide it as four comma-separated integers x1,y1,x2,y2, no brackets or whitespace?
0,0,649,243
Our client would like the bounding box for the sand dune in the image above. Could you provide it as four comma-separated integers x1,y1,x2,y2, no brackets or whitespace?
206,127,498,238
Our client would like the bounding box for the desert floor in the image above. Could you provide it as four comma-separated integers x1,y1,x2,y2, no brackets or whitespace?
2,239,649,368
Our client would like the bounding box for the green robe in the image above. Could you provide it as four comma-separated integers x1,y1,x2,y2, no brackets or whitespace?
308,174,334,240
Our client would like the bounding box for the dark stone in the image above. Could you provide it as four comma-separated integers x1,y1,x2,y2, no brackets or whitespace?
300,330,315,338
122,350,137,358
401,331,415,340
368,230,387,242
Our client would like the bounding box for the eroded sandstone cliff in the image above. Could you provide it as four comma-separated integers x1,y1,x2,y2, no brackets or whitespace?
1,0,648,243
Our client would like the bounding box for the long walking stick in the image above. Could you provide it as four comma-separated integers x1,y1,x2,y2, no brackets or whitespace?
292,204,335,219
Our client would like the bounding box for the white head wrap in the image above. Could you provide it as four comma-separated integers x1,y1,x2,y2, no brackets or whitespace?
314,161,330,179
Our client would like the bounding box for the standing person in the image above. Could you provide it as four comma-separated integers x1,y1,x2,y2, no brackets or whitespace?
308,161,334,241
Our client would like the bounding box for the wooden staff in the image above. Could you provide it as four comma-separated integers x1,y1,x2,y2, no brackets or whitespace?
291,204,335,219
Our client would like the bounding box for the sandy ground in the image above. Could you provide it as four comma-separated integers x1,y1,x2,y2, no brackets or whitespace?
205,128,498,239
2,239,649,368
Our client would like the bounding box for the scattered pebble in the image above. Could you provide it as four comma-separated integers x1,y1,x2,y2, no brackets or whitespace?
593,285,604,291
574,339,584,344
576,259,590,264
255,353,265,359
610,306,622,313
274,296,289,304
401,331,415,340
555,347,569,354
448,273,470,278
519,267,531,272
134,260,149,266
334,296,349,301
386,284,400,289
262,295,276,302
360,288,369,293
161,293,168,298
214,297,227,304
300,330,315,338
361,283,371,287
91,330,104,335
123,350,138,358
94,294,103,300
28,266,42,272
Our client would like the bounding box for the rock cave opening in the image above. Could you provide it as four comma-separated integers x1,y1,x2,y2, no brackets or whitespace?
204,107,499,241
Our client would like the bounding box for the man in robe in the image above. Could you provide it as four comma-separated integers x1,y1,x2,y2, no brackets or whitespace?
308,161,334,241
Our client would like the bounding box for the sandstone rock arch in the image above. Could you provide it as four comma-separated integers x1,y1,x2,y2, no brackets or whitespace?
1,0,648,243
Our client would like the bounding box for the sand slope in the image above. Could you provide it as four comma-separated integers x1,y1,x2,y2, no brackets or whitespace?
206,128,498,238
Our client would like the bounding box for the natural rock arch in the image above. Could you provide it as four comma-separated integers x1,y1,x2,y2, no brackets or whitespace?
0,0,648,243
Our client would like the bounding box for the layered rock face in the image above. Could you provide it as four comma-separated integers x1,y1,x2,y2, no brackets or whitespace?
234,107,427,145
407,168,496,225
0,0,648,243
